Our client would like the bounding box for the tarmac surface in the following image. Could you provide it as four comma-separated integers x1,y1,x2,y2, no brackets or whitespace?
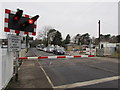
7,49,53,89
7,48,119,89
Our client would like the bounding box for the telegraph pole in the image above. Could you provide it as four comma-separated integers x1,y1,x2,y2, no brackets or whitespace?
15,33,19,81
98,20,100,48
98,20,101,56
26,34,29,52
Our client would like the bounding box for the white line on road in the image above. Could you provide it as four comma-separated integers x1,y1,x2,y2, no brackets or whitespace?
37,60,54,88
54,76,120,88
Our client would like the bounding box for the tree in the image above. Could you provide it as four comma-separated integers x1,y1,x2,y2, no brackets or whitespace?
37,25,53,39
80,33,90,45
116,35,120,43
72,33,91,45
99,34,111,42
52,31,62,46
64,34,71,44
47,29,57,45
37,25,54,46
74,34,81,45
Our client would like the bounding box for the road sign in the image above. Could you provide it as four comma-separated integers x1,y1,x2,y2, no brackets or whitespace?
8,34,21,51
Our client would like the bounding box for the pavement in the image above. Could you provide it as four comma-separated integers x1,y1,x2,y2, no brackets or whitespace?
6,49,53,89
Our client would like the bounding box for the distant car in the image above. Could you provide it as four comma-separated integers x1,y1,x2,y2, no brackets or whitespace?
53,48,65,55
36,46,43,51
74,49,79,51
43,47,47,52
46,47,55,53
36,45,40,49
36,44,45,51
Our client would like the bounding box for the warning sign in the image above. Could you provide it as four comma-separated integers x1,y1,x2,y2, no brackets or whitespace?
8,34,21,51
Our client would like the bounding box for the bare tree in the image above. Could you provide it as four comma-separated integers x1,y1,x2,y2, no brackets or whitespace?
37,25,53,39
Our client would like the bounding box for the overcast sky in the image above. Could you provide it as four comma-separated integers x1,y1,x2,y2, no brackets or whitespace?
0,0,119,39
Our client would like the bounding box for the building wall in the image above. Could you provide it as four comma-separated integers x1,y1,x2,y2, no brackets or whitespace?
99,42,119,56
0,46,14,90
66,45,80,51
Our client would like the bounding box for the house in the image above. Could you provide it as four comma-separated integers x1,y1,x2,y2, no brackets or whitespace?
65,44,81,51
99,41,119,56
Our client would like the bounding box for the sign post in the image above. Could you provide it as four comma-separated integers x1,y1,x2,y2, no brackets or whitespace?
4,8,39,81
8,34,21,81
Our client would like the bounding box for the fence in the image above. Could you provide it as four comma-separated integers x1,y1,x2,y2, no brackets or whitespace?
0,45,27,90
0,46,14,90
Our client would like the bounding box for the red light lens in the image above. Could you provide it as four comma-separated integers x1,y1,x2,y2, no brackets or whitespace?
29,19,34,24
14,16,18,20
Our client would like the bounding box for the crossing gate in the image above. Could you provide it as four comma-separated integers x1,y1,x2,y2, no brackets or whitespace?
18,55,95,60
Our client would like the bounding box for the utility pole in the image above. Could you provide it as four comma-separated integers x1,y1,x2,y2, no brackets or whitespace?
15,33,19,81
15,9,20,81
90,39,92,55
98,20,100,48
98,20,101,56
26,34,29,52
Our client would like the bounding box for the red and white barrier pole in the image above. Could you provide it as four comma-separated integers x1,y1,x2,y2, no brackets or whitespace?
19,55,95,60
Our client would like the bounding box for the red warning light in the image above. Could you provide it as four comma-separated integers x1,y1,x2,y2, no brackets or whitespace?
14,16,19,20
28,19,34,24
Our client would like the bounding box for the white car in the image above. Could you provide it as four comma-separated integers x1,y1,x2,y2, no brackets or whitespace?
46,47,54,52
43,47,47,52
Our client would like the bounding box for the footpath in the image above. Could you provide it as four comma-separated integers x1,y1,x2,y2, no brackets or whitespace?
6,49,53,89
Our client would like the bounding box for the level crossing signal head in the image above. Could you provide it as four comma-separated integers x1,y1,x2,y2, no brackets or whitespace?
21,15,39,28
29,15,39,24
6,9,39,34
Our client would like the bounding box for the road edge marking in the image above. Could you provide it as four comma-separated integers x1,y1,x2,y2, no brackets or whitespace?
37,60,54,88
54,76,120,88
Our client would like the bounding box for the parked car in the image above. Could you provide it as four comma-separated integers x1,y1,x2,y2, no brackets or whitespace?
36,44,45,51
46,46,55,53
53,48,66,55
43,47,47,52
36,45,41,49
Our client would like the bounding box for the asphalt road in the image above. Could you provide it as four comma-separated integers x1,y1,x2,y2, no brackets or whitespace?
31,48,119,88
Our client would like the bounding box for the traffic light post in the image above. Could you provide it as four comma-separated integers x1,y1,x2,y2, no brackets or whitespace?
4,9,39,81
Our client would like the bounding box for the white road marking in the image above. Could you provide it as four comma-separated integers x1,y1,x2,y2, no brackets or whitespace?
54,76,120,88
37,60,54,88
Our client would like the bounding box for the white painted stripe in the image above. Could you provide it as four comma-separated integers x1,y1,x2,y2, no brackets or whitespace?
54,76,120,88
20,31,24,35
48,56,57,59
4,23,8,27
29,32,32,35
37,60,54,88
28,57,38,60
19,55,95,60
10,29,15,33
81,55,88,57
34,28,36,32
66,56,74,58
5,13,9,18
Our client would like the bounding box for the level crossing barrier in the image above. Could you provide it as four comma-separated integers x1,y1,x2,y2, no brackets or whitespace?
19,55,95,60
